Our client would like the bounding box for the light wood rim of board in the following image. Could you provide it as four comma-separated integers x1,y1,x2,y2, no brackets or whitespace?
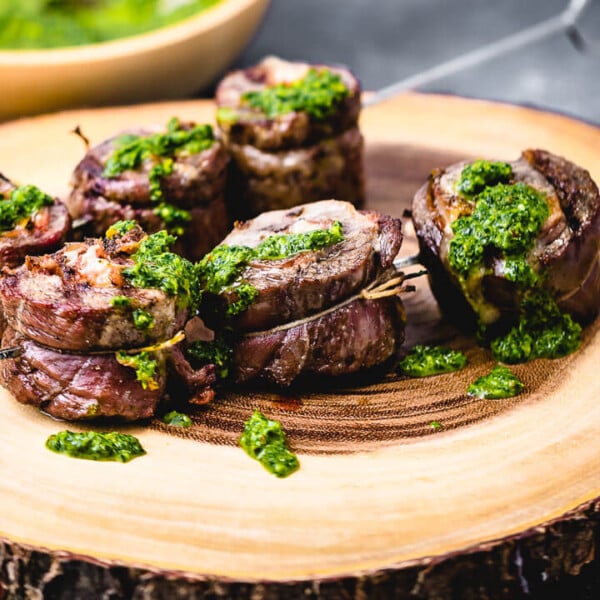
0,93,599,582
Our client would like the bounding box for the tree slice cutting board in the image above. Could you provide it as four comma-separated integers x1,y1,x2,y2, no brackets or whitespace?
1,94,600,599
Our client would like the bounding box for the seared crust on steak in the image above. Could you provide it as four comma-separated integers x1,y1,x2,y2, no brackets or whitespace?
522,149,600,321
215,200,402,332
0,232,188,351
68,127,228,209
412,149,600,331
0,327,164,421
232,295,405,386
226,127,364,219
216,56,361,151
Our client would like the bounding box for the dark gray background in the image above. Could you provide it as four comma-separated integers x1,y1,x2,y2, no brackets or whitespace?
231,0,600,125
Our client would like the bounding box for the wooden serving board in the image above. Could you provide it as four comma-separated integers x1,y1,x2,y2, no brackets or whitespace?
1,94,600,598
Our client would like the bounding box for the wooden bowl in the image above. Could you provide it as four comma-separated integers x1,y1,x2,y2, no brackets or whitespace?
0,0,269,121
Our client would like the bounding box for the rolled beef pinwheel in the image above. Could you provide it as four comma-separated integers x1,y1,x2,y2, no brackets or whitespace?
192,200,406,386
67,118,229,261
0,221,215,420
216,57,365,218
412,149,600,363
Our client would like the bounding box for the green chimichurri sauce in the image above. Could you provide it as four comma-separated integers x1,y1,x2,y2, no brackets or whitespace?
110,296,154,331
0,0,222,50
239,410,299,478
187,333,233,379
220,68,349,122
121,227,197,309
103,118,214,236
46,430,145,462
196,221,344,318
490,291,582,363
448,183,549,281
163,410,192,428
447,163,583,363
398,345,468,377
467,365,524,399
0,184,53,232
116,349,159,390
457,160,512,197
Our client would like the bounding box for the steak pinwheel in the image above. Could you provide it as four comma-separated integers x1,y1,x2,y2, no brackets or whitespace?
0,174,70,268
0,221,215,420
216,57,365,218
412,149,600,363
67,118,229,261
192,200,406,387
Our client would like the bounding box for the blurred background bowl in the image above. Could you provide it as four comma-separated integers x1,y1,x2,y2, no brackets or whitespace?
0,0,269,122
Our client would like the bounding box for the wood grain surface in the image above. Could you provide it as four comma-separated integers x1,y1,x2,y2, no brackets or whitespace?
0,94,600,598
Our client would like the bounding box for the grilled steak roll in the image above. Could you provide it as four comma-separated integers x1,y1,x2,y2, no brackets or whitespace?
233,295,405,386
0,326,166,421
216,56,361,152
0,222,216,420
203,199,402,332
216,57,365,219
226,127,364,218
412,149,600,335
195,199,405,387
0,175,70,268
0,223,190,351
66,119,229,261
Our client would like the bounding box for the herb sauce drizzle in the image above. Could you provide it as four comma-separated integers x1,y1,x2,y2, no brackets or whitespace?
103,118,214,236
46,430,145,463
467,365,524,399
399,345,468,377
239,410,299,478
447,160,582,362
221,68,350,121
0,184,53,232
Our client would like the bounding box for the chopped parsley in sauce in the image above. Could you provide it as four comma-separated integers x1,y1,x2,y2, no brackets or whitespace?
0,184,53,232
398,345,467,377
102,118,214,235
122,228,197,309
446,163,582,362
490,291,582,363
448,183,549,281
110,296,154,331
116,350,160,390
187,333,233,379
220,68,349,121
46,431,145,463
457,160,512,197
196,221,344,317
163,411,192,428
239,410,299,478
467,365,524,399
